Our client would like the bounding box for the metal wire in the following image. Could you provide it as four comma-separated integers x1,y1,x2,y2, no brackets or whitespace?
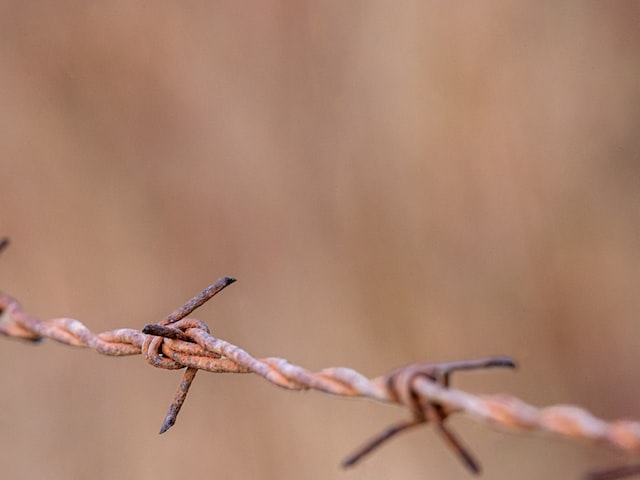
0,243,638,478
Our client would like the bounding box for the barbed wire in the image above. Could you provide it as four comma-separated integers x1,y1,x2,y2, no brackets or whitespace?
0,238,638,479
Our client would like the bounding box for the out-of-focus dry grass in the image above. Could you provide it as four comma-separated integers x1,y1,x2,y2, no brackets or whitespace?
0,2,639,479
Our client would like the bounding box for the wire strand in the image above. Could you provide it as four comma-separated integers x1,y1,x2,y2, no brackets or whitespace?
1,274,639,478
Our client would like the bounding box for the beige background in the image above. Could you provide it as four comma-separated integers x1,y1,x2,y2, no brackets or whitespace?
1,2,639,479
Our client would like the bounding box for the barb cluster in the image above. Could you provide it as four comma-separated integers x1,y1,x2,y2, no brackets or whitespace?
0,240,638,478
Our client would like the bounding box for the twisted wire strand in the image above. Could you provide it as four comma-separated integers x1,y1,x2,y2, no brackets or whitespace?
1,277,639,478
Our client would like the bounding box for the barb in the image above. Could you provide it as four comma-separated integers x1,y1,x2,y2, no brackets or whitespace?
1,273,639,476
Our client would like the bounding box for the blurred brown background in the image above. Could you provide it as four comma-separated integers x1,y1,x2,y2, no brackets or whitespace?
1,2,639,479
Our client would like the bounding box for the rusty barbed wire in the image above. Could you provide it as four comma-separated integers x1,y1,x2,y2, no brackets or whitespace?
0,239,638,478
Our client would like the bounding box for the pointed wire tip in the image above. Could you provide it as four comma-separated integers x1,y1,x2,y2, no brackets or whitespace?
489,356,517,370
141,324,155,335
341,457,362,469
0,237,10,254
341,456,358,469
458,447,482,475
159,417,175,434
